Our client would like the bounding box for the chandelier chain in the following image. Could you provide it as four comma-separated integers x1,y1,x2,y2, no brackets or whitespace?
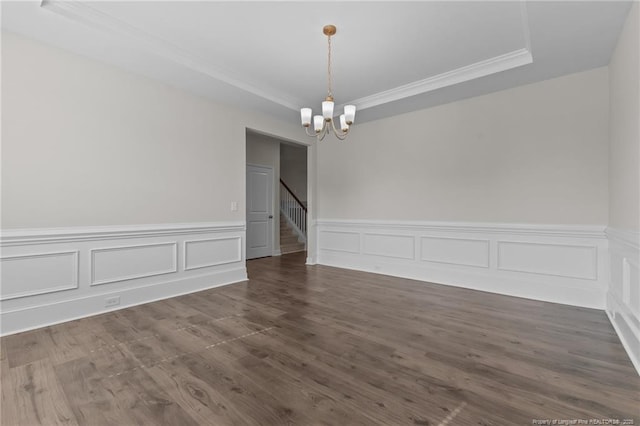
327,34,332,98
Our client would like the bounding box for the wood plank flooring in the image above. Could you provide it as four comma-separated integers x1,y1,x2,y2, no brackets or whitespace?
1,252,639,425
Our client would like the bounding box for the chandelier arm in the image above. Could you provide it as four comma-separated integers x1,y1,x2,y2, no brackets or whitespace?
318,122,330,141
304,126,317,138
333,132,347,141
329,119,342,135
330,119,349,140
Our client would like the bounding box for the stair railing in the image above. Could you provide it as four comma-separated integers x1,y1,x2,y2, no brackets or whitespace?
279,179,307,243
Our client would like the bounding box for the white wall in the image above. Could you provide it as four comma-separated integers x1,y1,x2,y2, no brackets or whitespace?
606,2,640,375
318,67,609,225
609,2,640,231
246,131,281,252
0,31,310,335
1,31,306,229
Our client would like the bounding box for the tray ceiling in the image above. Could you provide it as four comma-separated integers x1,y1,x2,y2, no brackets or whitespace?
1,1,632,123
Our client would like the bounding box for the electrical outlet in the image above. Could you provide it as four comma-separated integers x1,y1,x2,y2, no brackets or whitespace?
230,201,238,211
105,296,120,308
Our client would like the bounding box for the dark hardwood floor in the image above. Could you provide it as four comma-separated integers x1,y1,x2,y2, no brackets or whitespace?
1,252,639,425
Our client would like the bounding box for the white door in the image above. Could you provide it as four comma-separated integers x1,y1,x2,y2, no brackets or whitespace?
246,164,273,259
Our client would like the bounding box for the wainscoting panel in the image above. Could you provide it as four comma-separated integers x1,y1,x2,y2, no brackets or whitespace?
317,220,607,310
319,230,360,253
184,237,242,271
421,236,489,268
362,233,415,259
0,222,246,336
497,241,597,280
606,227,640,375
91,242,178,286
0,251,79,300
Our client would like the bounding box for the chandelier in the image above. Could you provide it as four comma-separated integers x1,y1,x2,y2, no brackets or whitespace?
300,25,356,141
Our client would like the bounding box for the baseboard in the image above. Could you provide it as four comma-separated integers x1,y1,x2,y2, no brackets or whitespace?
606,295,640,375
317,220,608,309
1,267,247,336
606,227,640,375
1,222,246,335
319,251,604,309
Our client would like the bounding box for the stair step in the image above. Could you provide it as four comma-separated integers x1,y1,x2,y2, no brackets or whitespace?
280,227,297,236
281,242,305,254
280,236,304,246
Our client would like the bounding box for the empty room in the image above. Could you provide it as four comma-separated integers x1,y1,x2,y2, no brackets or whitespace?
1,1,639,425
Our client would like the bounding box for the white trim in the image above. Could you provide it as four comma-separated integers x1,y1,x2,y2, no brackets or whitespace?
496,241,598,280
606,227,640,250
1,267,247,336
0,250,80,300
41,1,535,115
318,230,360,254
183,236,242,271
362,233,416,260
420,236,491,268
1,222,245,246
338,48,533,112
90,242,179,286
519,0,533,54
607,295,640,376
317,219,606,238
317,220,608,309
606,227,640,376
1,221,245,335
319,251,604,309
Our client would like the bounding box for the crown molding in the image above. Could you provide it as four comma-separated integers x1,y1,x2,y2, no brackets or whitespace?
40,0,301,111
338,0,533,112
338,48,533,112
41,0,534,115
519,0,533,54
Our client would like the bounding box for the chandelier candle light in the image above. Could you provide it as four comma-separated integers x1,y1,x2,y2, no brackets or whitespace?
300,25,356,141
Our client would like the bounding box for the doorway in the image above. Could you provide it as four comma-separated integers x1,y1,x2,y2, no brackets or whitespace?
245,129,311,264
279,142,308,255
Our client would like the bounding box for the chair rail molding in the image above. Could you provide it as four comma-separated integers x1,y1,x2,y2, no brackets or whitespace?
0,222,247,336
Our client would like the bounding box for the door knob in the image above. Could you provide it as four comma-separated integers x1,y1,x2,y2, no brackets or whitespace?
268,215,273,219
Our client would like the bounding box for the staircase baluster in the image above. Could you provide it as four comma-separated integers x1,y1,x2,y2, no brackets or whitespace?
279,179,307,249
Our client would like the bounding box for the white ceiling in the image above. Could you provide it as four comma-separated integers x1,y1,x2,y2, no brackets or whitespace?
1,1,633,123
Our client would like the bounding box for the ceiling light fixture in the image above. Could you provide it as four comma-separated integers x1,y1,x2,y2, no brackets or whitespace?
300,25,356,141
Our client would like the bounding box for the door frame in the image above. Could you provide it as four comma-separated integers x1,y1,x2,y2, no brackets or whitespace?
245,128,316,265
